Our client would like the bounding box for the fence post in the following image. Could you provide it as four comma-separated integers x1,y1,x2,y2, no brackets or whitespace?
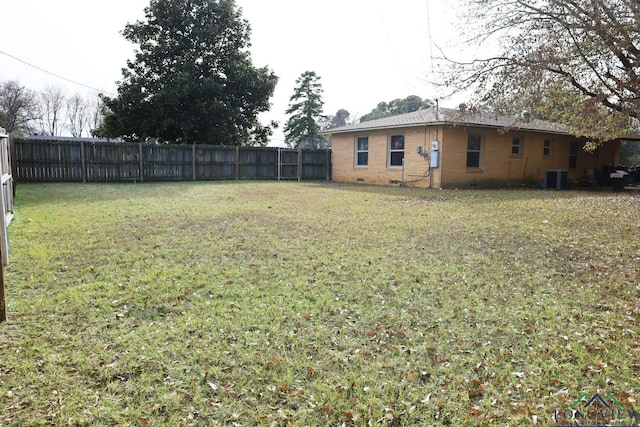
277,148,281,181
235,146,240,180
326,149,331,181
192,145,197,181
80,141,87,183
9,137,16,195
0,129,9,322
0,247,5,322
138,143,144,183
298,148,302,181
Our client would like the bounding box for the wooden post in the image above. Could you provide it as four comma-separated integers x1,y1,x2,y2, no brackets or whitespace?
0,246,6,322
192,145,197,181
80,141,87,183
0,129,7,322
298,148,302,181
9,136,17,195
235,146,240,180
277,148,281,181
138,143,144,183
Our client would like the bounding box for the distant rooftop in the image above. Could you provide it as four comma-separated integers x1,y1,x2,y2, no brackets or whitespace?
325,107,571,135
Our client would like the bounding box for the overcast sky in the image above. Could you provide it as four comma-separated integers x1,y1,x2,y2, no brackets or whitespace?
1,0,464,145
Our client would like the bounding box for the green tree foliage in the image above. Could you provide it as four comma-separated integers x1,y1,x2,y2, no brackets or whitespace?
360,95,432,122
284,71,327,148
444,0,640,141
326,108,351,129
98,0,277,145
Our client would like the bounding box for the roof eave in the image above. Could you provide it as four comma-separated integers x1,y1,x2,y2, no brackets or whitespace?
324,120,572,136
323,121,445,135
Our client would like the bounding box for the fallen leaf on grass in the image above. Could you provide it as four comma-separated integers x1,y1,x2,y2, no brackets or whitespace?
467,406,482,417
468,388,483,399
276,385,291,393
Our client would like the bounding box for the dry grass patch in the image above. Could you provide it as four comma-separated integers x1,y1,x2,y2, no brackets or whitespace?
1,182,639,425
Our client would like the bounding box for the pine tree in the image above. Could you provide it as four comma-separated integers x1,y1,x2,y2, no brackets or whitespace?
284,71,327,149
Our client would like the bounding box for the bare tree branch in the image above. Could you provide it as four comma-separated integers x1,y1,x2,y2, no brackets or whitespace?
442,0,640,139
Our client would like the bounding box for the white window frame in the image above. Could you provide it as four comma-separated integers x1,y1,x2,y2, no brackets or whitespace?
467,134,483,169
355,136,369,167
543,139,552,157
388,134,405,168
511,136,523,157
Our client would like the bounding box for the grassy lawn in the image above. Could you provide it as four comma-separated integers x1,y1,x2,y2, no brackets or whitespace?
1,181,639,426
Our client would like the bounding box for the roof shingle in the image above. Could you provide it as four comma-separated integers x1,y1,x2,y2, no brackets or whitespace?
325,107,570,135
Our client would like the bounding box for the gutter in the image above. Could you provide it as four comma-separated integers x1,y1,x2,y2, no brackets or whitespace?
324,121,573,137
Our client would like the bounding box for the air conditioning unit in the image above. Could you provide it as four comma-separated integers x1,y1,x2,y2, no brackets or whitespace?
546,169,568,189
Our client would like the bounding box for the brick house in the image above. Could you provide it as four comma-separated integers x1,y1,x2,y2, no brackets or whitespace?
325,107,623,189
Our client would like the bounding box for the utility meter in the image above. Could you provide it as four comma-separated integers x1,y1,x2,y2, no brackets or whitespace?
431,140,439,151
430,151,440,168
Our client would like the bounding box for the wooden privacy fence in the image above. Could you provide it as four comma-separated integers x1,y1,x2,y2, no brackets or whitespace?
14,138,331,183
0,128,14,322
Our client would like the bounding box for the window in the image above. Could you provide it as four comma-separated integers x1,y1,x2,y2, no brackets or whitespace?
543,139,552,157
511,136,522,156
389,135,405,167
355,136,368,167
569,141,579,169
467,134,482,168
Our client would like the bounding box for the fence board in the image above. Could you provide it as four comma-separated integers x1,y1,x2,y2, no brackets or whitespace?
15,138,331,183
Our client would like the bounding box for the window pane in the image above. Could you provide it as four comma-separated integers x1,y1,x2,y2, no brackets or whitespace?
357,137,368,151
357,152,368,166
569,142,579,168
390,151,404,166
467,152,480,168
569,157,578,169
512,137,521,154
391,135,404,150
467,134,481,151
570,141,579,155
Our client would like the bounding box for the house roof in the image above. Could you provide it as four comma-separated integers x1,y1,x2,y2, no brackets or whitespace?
324,107,572,135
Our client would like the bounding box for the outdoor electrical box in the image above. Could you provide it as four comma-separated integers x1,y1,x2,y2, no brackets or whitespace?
416,146,423,154
431,140,439,151
430,151,440,168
